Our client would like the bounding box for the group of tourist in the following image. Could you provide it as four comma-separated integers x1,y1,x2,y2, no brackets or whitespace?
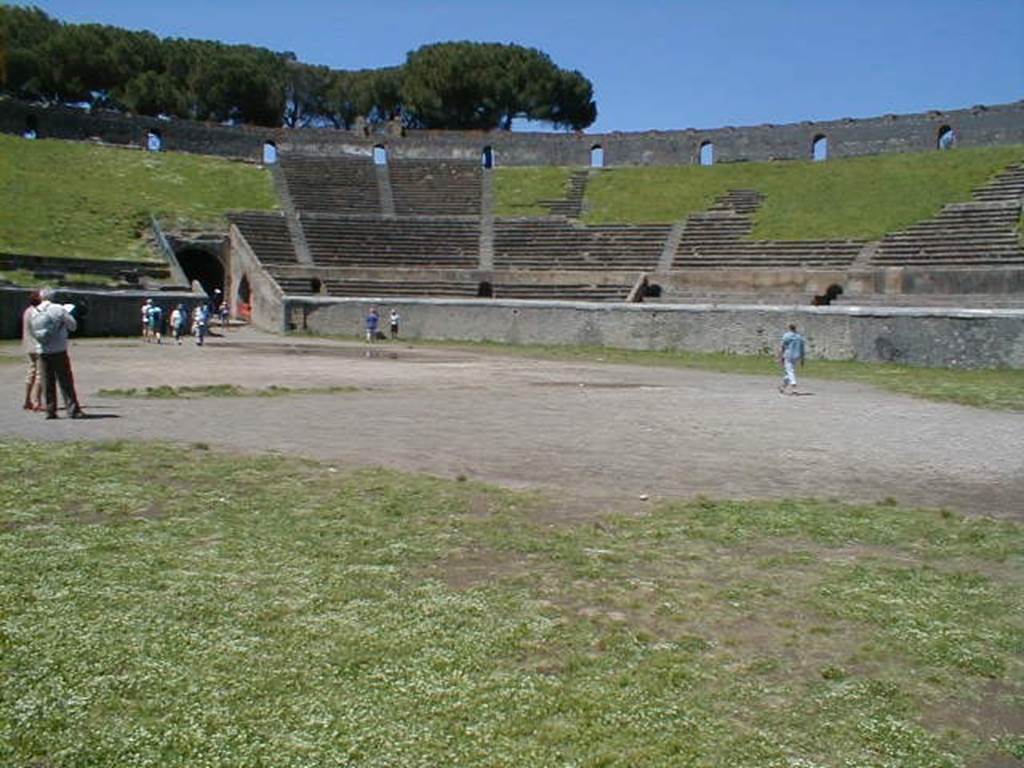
142,298,227,346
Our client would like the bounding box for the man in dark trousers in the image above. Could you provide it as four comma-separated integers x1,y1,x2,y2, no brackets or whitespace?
31,289,84,419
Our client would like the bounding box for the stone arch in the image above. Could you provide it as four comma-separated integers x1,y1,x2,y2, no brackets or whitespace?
310,277,322,294
481,145,495,169
937,125,957,150
372,144,388,165
262,141,278,164
698,141,715,166
146,129,162,152
477,280,493,297
812,134,828,161
176,247,225,297
590,145,605,168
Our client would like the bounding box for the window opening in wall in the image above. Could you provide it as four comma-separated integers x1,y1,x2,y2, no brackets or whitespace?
590,145,604,168
23,115,38,140
699,141,715,166
477,280,493,297
310,277,322,294
146,130,162,152
812,134,828,162
937,125,957,150
373,145,388,165
481,146,495,169
262,141,278,164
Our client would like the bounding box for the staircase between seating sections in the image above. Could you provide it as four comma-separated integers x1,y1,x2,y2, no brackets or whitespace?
674,189,864,269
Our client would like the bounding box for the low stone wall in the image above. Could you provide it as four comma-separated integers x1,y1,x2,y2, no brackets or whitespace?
285,296,1024,368
1,287,204,339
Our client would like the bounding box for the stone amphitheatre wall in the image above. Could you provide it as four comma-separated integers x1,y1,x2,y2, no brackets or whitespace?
2,97,1021,165
287,296,1024,368
4,286,1022,368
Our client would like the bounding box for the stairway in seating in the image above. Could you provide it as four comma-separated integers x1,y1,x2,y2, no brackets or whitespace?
709,188,764,215
871,162,1024,267
228,212,298,265
970,162,1024,203
538,170,589,218
278,154,381,215
675,189,864,268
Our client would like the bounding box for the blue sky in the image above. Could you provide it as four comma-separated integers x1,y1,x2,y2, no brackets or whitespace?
25,0,1024,133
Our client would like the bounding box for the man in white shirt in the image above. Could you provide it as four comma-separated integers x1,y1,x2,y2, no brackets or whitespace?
32,289,84,419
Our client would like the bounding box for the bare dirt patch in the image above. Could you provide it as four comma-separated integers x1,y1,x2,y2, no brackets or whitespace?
2,327,1021,520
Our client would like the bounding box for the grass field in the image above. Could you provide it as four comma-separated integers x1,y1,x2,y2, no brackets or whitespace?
496,146,1024,239
0,134,278,261
1,440,1020,767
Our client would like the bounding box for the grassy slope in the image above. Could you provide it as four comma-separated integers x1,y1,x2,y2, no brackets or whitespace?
493,166,574,217
1,441,1020,767
572,146,1024,238
0,134,278,261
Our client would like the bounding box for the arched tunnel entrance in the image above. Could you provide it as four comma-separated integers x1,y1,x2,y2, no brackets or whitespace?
176,248,225,297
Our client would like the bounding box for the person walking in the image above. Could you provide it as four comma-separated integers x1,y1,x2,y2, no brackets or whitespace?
170,304,187,345
21,290,44,411
30,289,84,419
147,301,164,344
778,323,806,395
365,306,380,343
192,304,209,346
141,298,153,342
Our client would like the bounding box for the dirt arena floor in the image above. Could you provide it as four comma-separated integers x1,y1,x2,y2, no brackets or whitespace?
4,327,1022,520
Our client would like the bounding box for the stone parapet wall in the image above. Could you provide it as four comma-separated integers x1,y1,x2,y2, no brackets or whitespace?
0,287,203,339
287,296,1024,368
3,97,1021,166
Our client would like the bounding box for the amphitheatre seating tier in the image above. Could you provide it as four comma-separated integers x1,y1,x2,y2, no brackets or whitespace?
674,239,864,269
389,159,482,216
301,215,480,268
324,278,480,298
835,293,1024,308
279,154,380,215
871,203,1024,266
970,163,1024,203
268,274,321,295
494,220,670,270
648,290,815,305
493,282,632,302
229,212,297,264
0,253,172,288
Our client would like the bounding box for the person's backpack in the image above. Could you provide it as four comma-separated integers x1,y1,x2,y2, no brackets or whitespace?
29,307,59,344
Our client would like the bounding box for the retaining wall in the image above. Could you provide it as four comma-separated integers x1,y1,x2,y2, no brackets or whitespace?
286,297,1024,368
1,287,204,339
3,97,1021,166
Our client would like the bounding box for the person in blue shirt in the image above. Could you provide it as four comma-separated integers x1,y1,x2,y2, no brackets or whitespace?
365,306,380,343
778,323,806,394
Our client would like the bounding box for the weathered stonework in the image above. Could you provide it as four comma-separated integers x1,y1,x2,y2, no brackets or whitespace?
2,97,1021,166
289,296,1024,368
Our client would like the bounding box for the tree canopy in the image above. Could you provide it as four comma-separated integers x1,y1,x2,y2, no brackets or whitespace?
0,7,597,131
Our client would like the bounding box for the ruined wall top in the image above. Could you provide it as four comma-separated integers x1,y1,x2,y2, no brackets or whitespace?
1,96,1021,166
